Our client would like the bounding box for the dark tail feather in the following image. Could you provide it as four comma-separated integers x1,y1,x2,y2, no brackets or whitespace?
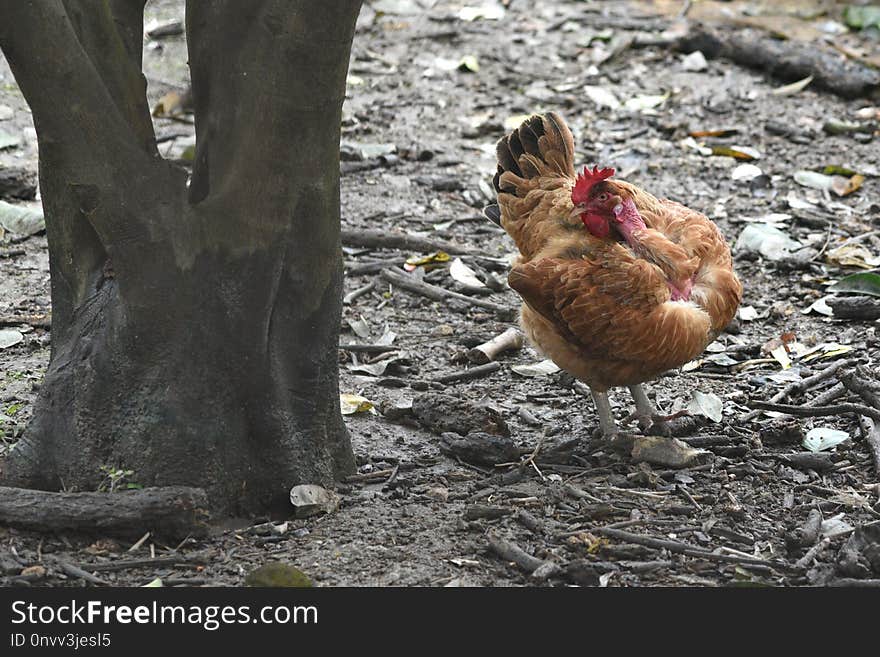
483,204,501,225
492,112,576,196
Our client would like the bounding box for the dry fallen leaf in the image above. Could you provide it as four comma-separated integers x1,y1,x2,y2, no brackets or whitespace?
771,75,813,96
511,360,560,377
152,90,184,117
826,243,880,269
404,251,450,271
340,393,374,415
831,174,864,197
449,258,486,288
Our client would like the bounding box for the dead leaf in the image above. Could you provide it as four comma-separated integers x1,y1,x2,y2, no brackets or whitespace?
630,436,710,468
152,90,185,117
826,243,880,269
771,75,813,96
685,391,723,423
511,360,560,377
711,145,761,161
584,85,621,110
830,174,864,197
449,258,486,288
404,251,450,271
0,329,24,350
340,393,375,415
738,306,758,321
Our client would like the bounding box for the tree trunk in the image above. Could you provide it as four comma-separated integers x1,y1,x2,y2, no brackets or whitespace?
0,0,362,512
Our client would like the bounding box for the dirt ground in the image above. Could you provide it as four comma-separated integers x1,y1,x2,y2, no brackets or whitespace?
2,0,880,587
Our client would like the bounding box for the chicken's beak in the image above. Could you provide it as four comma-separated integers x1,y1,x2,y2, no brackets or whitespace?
610,195,624,222
568,206,584,222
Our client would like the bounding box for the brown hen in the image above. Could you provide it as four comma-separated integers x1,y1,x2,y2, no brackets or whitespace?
486,113,742,438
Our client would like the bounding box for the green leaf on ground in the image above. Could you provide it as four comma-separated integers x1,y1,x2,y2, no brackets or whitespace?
828,272,880,297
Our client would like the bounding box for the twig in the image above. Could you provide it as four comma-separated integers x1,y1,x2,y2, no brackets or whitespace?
677,485,703,512
341,228,475,256
464,505,512,520
128,531,151,552
57,561,111,586
345,468,396,483
487,534,545,573
811,382,847,406
794,537,831,570
563,483,605,504
75,555,208,572
827,296,880,320
467,327,524,364
827,578,880,587
859,416,880,477
678,435,742,447
338,343,398,354
515,509,545,535
747,401,880,422
434,361,501,384
0,314,51,329
343,280,375,305
381,267,514,317
741,359,853,422
344,258,404,276
594,526,799,571
840,369,880,411
0,249,26,259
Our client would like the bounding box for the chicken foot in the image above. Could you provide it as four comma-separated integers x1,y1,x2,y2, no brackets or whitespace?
590,385,684,439
628,384,676,436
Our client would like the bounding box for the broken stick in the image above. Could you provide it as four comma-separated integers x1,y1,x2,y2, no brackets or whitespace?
859,416,880,477
487,533,549,574
0,486,210,539
748,401,880,423
741,359,854,422
380,267,515,318
341,228,475,256
467,327,524,364
434,361,501,385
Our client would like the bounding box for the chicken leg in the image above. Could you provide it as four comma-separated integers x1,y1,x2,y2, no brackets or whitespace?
590,388,619,438
628,384,673,436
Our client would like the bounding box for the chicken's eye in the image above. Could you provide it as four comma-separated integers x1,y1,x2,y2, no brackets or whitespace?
595,192,608,202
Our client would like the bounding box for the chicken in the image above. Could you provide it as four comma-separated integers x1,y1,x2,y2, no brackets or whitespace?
485,113,742,438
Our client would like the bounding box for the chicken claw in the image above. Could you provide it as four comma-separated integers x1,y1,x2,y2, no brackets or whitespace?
627,384,686,437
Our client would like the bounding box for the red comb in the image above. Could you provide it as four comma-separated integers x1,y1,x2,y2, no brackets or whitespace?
571,166,615,204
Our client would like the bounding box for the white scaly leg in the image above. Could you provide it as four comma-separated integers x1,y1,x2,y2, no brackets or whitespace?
590,388,618,439
628,384,673,436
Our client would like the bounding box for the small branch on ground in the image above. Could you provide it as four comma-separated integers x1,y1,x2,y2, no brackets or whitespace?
434,361,502,385
343,280,375,305
467,327,524,364
747,401,880,423
487,533,559,581
342,228,476,255
859,416,880,477
741,358,853,422
0,486,210,539
0,314,51,329
593,526,800,572
381,267,515,318
676,25,880,99
840,369,880,411
827,296,880,320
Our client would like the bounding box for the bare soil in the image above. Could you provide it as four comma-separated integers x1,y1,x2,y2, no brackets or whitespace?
1,0,879,587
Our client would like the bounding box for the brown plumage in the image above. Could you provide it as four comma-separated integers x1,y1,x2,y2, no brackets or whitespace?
489,112,742,437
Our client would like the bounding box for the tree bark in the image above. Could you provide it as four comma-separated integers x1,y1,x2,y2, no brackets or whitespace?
0,0,362,512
